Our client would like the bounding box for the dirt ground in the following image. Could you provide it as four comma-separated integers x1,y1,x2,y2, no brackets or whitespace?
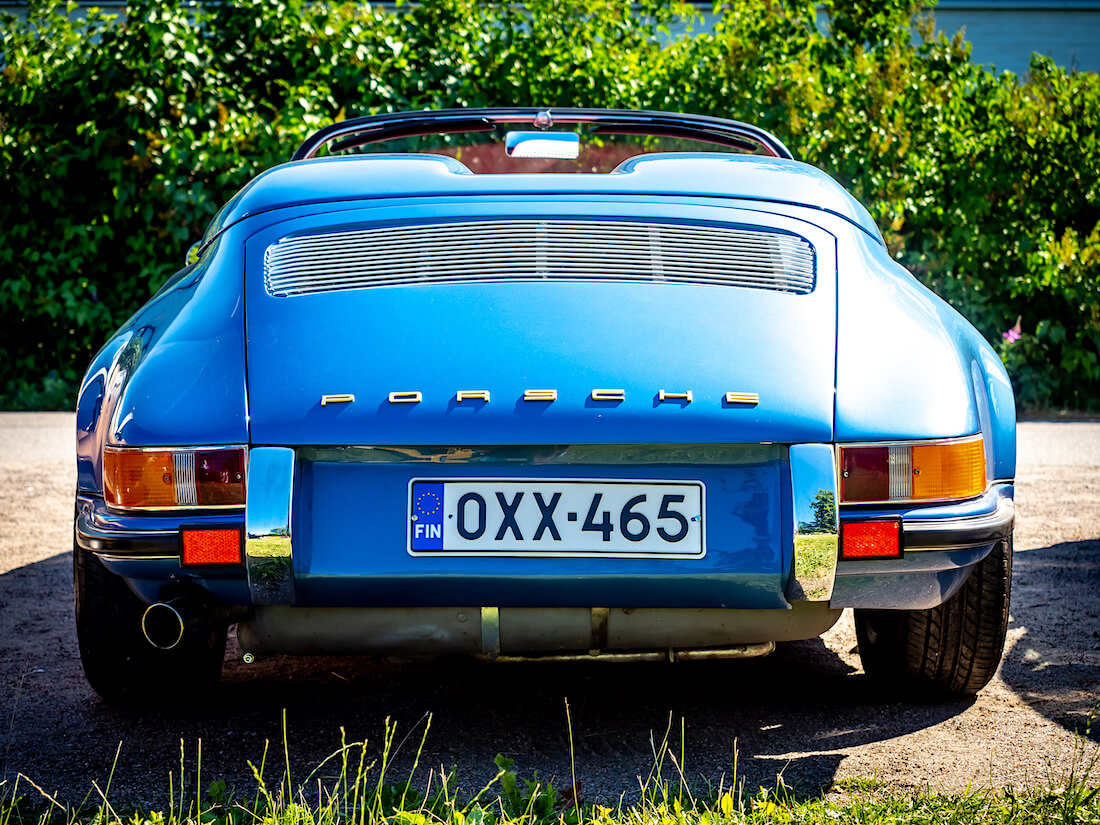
0,413,1097,806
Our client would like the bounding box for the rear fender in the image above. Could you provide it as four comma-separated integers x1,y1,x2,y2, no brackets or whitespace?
75,237,249,494
835,227,1015,481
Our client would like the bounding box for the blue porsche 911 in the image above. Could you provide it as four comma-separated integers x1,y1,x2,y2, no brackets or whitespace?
74,108,1015,702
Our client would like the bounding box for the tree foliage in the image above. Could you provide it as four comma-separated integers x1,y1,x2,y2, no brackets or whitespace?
1,0,1097,409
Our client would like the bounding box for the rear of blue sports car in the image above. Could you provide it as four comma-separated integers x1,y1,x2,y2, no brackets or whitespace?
74,110,1016,703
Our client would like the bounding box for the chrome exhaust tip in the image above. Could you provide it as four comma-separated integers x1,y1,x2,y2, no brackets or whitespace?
141,601,186,650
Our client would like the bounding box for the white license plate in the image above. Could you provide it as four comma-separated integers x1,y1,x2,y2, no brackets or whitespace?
407,478,705,558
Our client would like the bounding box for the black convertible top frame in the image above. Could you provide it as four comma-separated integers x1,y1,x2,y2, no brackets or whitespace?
291,107,794,162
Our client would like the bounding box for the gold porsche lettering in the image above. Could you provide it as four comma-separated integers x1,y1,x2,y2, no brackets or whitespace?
591,389,625,402
456,390,490,402
658,390,693,404
725,392,760,405
523,389,558,402
378,388,756,406
320,393,355,406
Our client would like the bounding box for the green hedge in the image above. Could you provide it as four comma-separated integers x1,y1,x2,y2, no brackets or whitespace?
2,0,1098,410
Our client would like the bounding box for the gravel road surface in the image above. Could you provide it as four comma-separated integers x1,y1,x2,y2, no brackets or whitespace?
1,413,1097,805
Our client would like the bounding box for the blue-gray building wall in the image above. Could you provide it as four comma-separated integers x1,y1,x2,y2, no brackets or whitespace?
931,0,1100,74
1,1,1097,77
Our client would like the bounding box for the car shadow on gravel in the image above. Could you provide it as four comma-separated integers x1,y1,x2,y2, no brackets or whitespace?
2,550,979,805
1000,538,1100,743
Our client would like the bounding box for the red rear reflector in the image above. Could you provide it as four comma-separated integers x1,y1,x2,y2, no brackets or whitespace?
840,520,902,560
181,528,243,566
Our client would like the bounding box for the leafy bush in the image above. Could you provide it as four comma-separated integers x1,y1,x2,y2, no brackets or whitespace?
1,0,1097,410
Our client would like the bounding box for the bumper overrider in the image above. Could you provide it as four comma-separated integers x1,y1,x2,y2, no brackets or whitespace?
75,444,1013,659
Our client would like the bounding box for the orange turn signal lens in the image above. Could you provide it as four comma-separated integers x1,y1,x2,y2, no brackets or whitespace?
103,446,246,510
839,436,986,504
181,528,243,566
911,440,986,501
840,520,902,560
103,449,177,508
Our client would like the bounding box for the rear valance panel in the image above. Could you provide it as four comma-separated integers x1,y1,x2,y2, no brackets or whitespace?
293,445,790,609
243,199,837,446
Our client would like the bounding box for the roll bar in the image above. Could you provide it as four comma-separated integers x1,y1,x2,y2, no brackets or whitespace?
291,107,794,161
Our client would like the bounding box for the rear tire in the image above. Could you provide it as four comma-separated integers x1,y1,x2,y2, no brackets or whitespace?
854,535,1012,697
74,539,226,704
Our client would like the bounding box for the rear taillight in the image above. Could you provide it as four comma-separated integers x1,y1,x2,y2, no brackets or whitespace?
839,436,985,504
103,447,246,510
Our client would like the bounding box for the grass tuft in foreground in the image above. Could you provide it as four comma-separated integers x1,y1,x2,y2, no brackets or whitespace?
1,709,1098,825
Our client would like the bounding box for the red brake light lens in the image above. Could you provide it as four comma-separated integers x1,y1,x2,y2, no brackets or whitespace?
839,446,888,502
195,449,246,505
104,447,246,510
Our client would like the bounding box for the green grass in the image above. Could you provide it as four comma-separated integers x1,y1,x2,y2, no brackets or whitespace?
794,534,837,572
2,712,1097,825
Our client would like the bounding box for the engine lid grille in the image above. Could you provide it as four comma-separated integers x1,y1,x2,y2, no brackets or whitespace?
264,219,816,297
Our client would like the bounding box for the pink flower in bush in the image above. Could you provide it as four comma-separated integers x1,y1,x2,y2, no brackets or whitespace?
1002,315,1022,343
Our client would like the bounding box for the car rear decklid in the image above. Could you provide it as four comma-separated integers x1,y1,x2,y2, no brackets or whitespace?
242,197,837,447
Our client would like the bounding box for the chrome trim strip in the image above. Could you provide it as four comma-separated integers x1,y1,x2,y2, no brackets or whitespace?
301,443,784,466
786,444,839,603
79,520,178,539
245,447,296,605
75,511,180,555
903,495,1014,550
837,433,983,450
264,220,816,297
96,553,179,563
102,503,245,513
105,443,248,452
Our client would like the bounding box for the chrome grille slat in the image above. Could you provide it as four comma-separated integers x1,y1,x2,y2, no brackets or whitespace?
264,220,816,297
268,255,813,276
267,245,812,266
269,263,815,287
270,235,814,258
